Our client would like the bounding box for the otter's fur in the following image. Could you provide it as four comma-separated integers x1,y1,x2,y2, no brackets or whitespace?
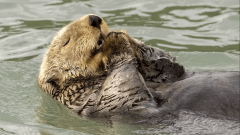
38,14,185,116
38,14,239,119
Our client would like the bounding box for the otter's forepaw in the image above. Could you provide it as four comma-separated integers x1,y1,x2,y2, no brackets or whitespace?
106,31,124,38
104,31,137,70
105,31,133,52
106,31,129,44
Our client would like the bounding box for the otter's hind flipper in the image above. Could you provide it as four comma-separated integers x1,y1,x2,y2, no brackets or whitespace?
137,45,185,83
120,31,185,83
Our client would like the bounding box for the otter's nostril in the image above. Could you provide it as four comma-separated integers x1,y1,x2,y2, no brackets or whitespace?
89,15,102,30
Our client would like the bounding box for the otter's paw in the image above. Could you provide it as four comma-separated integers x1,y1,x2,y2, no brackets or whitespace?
106,32,129,46
105,31,134,55
103,32,137,69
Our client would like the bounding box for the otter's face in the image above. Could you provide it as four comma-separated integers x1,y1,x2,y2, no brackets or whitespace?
51,14,110,71
39,14,110,86
52,15,109,62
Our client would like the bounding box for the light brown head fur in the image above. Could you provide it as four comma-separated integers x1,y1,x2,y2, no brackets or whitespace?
39,14,110,94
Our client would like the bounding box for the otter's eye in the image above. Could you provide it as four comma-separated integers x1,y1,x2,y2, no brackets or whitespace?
64,38,70,46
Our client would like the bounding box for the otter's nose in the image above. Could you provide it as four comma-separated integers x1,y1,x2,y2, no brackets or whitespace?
89,15,102,30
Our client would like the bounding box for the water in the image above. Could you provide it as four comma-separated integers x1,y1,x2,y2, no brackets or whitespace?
0,0,239,134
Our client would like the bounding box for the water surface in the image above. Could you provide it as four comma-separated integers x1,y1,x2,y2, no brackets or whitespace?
0,0,239,134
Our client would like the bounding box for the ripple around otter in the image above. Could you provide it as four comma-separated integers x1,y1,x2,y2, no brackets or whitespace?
0,0,239,134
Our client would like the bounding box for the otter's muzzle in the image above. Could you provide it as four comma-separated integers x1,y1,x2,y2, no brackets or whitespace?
89,15,102,30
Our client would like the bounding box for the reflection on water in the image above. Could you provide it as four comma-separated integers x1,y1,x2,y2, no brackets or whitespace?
0,0,239,134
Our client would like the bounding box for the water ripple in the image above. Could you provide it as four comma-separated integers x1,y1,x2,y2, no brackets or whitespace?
0,0,239,134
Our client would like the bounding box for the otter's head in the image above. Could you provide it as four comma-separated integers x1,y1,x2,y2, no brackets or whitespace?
38,14,110,94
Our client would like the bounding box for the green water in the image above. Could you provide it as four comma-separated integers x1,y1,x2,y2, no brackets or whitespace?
0,0,239,134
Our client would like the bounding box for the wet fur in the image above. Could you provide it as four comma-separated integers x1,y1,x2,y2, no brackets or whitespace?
38,14,239,119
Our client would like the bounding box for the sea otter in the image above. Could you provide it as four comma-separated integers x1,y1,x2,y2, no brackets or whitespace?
38,14,239,119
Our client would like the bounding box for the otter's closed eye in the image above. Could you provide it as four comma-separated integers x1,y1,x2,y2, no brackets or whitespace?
64,38,70,46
